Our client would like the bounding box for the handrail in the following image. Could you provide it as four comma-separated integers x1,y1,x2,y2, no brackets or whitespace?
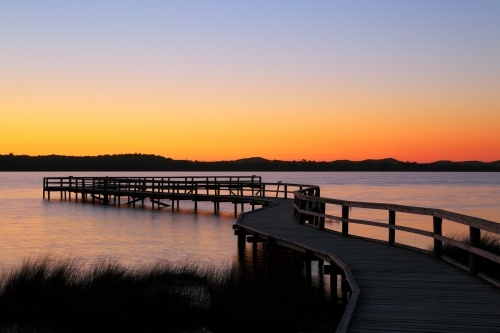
293,186,500,279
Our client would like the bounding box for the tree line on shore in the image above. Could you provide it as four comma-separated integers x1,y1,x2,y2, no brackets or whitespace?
1,154,499,171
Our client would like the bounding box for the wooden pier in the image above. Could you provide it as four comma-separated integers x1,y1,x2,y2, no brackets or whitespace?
43,176,278,216
44,176,500,333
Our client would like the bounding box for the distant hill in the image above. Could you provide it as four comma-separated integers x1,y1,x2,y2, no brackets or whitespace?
234,157,271,163
0,154,499,171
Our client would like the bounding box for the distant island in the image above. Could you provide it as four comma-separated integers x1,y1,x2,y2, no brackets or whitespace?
1,154,499,171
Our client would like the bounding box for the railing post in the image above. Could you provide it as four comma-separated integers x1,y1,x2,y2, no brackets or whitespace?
299,198,306,224
388,210,396,245
433,217,443,257
469,226,481,275
68,176,72,200
342,205,349,236
294,196,298,216
318,202,325,230
104,177,108,204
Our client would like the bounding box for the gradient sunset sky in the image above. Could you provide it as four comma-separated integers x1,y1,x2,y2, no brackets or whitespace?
1,1,499,162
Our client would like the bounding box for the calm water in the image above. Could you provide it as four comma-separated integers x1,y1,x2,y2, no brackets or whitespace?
1,172,499,272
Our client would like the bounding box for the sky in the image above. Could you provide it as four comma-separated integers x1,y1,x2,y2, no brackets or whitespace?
1,1,499,162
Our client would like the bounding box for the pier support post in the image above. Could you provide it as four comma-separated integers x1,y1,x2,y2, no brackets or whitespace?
305,252,312,289
237,228,246,255
329,261,338,305
103,178,108,205
341,273,349,304
266,238,274,275
252,233,258,268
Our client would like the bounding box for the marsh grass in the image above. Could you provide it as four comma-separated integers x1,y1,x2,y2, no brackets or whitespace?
435,233,500,280
0,257,334,332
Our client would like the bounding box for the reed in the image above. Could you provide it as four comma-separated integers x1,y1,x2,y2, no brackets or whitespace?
0,256,334,332
434,233,500,280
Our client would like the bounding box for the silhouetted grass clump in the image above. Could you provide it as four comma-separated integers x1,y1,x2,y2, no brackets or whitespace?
436,233,500,280
0,257,215,332
0,257,334,332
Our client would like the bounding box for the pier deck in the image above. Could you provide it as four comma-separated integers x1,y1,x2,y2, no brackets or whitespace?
43,176,500,333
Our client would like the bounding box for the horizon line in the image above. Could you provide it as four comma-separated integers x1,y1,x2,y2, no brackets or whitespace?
2,153,499,164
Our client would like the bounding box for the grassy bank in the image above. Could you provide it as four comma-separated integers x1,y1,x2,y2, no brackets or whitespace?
0,257,334,332
435,233,500,280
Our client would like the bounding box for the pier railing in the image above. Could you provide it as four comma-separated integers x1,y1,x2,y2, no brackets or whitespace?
293,186,500,287
44,176,262,196
43,176,316,199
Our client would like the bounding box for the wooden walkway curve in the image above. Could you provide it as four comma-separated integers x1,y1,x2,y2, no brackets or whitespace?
43,176,500,333
237,198,500,333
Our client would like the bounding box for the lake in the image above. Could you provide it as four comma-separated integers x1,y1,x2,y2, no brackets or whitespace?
1,172,499,272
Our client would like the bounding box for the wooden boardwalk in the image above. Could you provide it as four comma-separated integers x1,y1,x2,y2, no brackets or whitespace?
43,176,500,332
237,198,500,333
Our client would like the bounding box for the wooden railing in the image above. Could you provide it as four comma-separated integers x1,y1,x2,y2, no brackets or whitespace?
44,175,261,195
293,186,500,286
43,176,316,200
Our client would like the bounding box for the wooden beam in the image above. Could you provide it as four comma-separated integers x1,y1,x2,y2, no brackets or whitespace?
150,199,170,207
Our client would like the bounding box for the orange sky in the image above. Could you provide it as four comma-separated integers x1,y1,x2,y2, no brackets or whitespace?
1,1,499,162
